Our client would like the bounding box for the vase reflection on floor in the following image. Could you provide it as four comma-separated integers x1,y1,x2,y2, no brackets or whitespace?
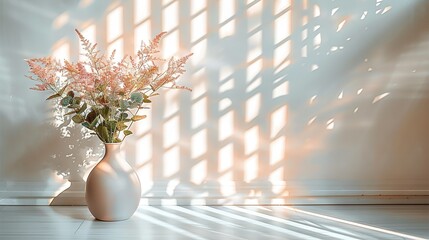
85,143,141,221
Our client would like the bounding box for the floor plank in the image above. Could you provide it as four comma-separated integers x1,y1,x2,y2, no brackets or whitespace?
0,205,427,240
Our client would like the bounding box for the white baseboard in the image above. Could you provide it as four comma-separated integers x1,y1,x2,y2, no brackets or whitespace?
1,180,428,205
1,195,428,206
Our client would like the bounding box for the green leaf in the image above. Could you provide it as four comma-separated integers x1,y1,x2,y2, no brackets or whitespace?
64,110,77,116
113,137,122,143
130,92,143,103
130,102,140,108
106,120,117,132
57,85,68,95
82,122,91,129
101,106,111,119
97,125,110,142
119,112,128,121
73,97,81,105
60,96,72,106
68,104,80,108
72,114,84,123
131,115,147,121
143,98,152,103
119,100,130,111
116,121,128,131
86,109,97,123
123,130,133,136
77,102,87,114
89,115,99,129
46,93,61,100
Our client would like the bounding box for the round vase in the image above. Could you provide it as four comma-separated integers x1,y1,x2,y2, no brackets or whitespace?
85,143,141,221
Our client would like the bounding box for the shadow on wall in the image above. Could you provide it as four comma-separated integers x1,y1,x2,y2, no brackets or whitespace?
0,0,106,204
1,0,428,205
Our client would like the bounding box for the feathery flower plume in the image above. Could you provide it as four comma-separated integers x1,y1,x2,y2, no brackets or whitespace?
26,29,192,143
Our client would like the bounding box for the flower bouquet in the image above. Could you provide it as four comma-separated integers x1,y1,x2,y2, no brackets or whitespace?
26,29,192,143
26,29,192,221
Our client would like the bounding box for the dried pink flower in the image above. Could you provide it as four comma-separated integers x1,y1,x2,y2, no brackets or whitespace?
25,29,192,143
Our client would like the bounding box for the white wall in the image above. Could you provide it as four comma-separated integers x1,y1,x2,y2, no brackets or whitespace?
0,0,428,205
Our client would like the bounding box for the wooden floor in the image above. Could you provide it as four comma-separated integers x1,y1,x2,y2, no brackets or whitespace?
0,205,428,240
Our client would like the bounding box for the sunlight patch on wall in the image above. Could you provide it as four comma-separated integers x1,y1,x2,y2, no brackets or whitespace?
269,167,284,183
326,118,335,130
336,19,347,32
191,39,206,65
245,93,261,122
191,0,206,15
246,78,261,93
107,38,124,61
272,81,289,98
314,30,321,49
247,59,262,83
313,5,320,17
270,106,287,138
136,134,153,193
164,89,179,118
163,31,179,58
163,116,179,149
53,12,70,29
275,10,291,44
274,1,291,72
218,143,233,173
191,160,207,184
52,39,70,62
163,146,180,178
245,126,259,155
270,136,285,165
247,0,262,32
191,97,207,129
191,69,207,99
308,116,317,125
219,111,234,141
162,1,179,57
162,1,178,32
136,109,152,134
219,98,232,111
220,66,234,81
219,78,234,93
191,129,207,159
373,92,390,103
244,154,258,182
136,134,152,165
134,20,151,53
219,0,235,38
275,0,291,15
134,0,150,24
309,95,317,105
107,6,123,42
191,11,207,43
248,32,262,62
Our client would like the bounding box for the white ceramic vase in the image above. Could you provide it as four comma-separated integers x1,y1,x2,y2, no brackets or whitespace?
85,143,141,221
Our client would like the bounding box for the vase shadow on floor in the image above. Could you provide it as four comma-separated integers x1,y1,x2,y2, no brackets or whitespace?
50,180,87,206
49,180,93,220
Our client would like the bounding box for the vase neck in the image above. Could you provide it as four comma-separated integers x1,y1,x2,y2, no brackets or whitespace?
103,143,123,162
104,143,122,153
